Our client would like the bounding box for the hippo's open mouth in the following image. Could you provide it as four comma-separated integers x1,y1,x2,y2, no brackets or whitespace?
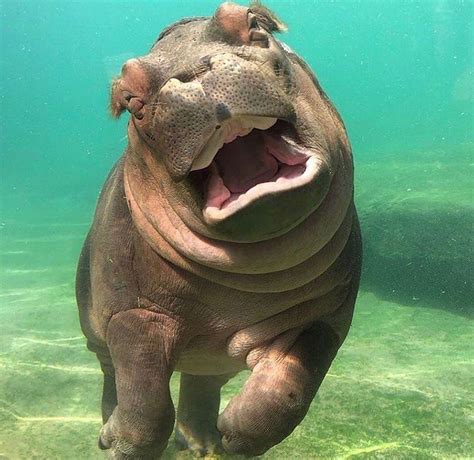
191,117,320,222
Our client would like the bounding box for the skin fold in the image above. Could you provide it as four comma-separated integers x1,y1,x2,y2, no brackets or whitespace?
76,2,362,458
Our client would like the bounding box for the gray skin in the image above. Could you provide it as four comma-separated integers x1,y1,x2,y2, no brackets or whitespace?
76,2,362,458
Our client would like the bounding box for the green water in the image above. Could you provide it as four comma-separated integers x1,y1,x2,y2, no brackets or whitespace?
1,1,472,458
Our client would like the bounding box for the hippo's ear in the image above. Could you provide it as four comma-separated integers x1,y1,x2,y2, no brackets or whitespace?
109,59,149,119
110,77,127,118
249,1,287,33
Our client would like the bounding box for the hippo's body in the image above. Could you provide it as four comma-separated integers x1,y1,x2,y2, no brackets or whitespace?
76,2,362,458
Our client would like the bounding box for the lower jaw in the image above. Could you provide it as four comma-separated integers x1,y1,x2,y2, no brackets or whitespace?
203,156,321,225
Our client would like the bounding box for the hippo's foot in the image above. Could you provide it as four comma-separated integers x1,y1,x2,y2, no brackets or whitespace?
98,410,166,460
175,422,223,457
218,326,338,457
175,373,234,457
97,309,183,459
217,359,310,457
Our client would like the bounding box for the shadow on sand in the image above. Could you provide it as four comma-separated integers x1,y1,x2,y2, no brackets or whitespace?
359,205,473,318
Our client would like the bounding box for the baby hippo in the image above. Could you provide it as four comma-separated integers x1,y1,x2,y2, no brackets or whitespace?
76,2,362,458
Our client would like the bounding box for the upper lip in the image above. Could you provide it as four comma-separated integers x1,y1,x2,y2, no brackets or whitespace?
191,116,280,172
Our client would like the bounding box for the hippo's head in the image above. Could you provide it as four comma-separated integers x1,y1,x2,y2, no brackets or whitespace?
111,2,351,242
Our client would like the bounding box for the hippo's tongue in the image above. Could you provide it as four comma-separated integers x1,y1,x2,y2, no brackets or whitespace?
215,130,278,194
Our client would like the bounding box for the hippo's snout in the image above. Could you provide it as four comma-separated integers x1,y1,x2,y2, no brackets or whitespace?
109,2,342,233
154,53,294,180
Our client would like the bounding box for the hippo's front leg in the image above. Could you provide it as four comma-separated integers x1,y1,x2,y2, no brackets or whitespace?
217,322,340,457
99,308,185,459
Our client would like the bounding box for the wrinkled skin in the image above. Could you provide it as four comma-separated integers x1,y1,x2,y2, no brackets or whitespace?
76,2,362,458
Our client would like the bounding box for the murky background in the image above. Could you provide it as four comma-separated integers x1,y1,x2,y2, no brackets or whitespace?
1,1,472,458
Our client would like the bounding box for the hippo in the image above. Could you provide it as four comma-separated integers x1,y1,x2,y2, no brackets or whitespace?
76,2,362,458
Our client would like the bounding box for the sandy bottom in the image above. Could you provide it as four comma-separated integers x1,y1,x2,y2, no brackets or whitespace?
0,145,472,459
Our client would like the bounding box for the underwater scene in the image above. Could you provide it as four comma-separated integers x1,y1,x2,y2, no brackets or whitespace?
1,0,472,458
